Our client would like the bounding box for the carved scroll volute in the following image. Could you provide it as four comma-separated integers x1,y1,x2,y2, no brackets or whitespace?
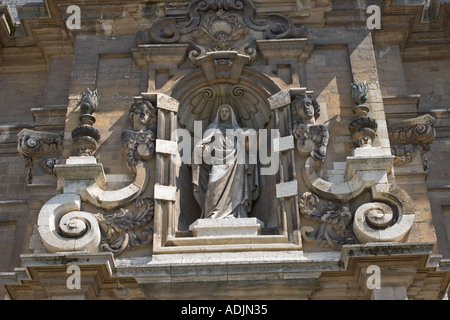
37,193,101,253
388,114,436,170
143,0,308,45
17,129,63,184
353,184,416,244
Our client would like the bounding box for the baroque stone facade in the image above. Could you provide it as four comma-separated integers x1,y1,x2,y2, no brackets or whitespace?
0,0,450,300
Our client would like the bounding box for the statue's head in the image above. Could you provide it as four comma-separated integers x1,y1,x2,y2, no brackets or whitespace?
129,100,156,130
291,94,320,124
218,104,232,124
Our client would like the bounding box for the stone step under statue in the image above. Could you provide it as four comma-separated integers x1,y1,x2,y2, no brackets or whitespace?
189,217,265,237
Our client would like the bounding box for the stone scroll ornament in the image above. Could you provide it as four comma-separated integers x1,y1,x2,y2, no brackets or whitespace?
37,193,101,253
388,114,436,171
140,0,308,46
298,192,355,249
291,94,329,162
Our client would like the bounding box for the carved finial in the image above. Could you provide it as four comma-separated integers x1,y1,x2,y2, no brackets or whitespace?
78,88,99,115
349,80,377,147
351,80,369,107
72,88,101,156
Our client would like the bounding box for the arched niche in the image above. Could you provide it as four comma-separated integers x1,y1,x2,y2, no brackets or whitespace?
151,67,303,253
170,69,282,234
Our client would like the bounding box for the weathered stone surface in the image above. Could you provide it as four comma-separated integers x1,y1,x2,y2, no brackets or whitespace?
1,0,450,301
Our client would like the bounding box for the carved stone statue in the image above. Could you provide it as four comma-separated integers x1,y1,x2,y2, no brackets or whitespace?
291,94,329,161
121,100,157,167
192,104,259,219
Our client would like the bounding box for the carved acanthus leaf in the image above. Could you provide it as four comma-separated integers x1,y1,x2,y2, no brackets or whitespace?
95,197,154,255
299,192,356,249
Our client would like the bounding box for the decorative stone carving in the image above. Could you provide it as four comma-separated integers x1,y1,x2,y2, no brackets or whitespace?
142,0,307,46
298,192,355,249
349,80,378,147
121,100,157,169
178,83,271,133
192,104,259,219
390,144,418,166
193,9,248,50
352,184,416,243
95,196,154,255
388,114,436,170
37,193,101,253
291,94,329,162
17,129,63,183
72,88,101,156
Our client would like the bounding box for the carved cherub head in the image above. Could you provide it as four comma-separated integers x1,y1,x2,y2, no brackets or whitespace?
291,94,320,125
129,100,157,131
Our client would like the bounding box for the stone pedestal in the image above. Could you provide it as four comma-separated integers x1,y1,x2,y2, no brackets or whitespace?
189,218,265,237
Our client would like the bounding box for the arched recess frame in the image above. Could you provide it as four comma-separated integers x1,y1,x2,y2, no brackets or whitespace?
145,67,306,254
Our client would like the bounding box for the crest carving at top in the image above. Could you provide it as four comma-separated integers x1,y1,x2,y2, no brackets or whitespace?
139,0,307,48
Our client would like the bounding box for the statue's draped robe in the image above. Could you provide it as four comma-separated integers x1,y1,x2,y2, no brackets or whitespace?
192,105,259,219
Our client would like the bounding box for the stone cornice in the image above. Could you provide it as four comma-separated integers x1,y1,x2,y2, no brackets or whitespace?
1,0,449,72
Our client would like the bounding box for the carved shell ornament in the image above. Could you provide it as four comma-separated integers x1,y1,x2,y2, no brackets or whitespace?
193,10,247,50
